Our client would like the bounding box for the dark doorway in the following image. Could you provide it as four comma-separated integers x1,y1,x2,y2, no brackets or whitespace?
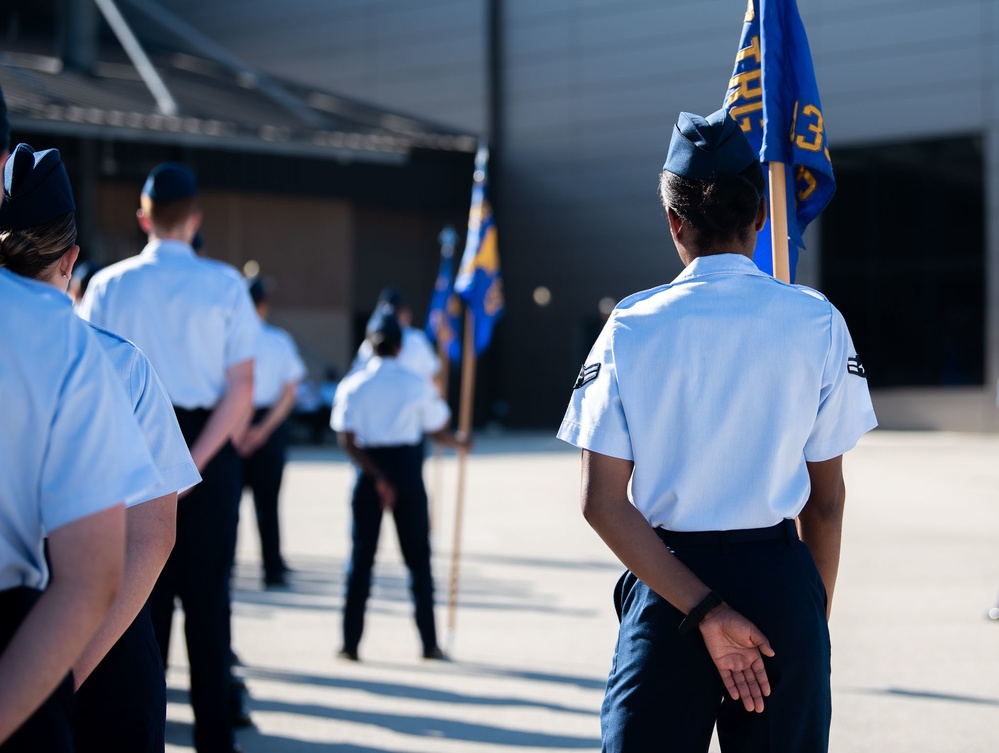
820,136,985,387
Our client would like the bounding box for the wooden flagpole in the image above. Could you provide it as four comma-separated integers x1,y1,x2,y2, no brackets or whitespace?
428,341,450,532
445,308,476,648
768,162,791,283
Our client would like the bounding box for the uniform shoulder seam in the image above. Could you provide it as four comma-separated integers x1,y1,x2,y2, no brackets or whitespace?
615,282,676,312
786,282,831,304
85,321,135,347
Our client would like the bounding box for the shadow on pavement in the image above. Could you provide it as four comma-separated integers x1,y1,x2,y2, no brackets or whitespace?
842,686,999,707
168,718,415,753
247,698,601,749
239,731,413,753
458,663,607,692
230,559,599,619
241,665,595,716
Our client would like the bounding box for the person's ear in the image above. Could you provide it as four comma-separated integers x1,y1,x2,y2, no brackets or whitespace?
754,197,768,232
58,245,81,280
189,208,203,234
666,207,684,240
137,208,153,235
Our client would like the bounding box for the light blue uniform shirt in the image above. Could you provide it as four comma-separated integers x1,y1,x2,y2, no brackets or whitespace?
78,240,259,410
86,324,202,505
0,270,162,590
253,320,307,409
558,254,877,532
331,357,450,448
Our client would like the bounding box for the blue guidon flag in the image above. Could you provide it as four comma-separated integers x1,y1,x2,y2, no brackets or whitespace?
724,0,835,282
425,227,463,362
454,144,504,357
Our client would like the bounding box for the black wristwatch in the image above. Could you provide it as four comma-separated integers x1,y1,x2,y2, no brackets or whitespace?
678,591,723,634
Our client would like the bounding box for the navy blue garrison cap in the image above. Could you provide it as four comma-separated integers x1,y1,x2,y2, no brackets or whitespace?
377,286,407,309
663,109,758,180
142,162,197,202
0,143,76,231
247,276,268,305
366,303,402,345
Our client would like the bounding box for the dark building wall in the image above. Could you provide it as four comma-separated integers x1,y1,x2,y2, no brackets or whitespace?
820,136,986,389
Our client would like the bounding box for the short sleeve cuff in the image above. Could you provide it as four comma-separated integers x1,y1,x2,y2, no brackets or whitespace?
557,419,634,461
126,460,202,508
288,359,308,383
422,402,451,434
804,410,878,462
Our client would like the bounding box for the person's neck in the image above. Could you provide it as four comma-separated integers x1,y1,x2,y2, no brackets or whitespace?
38,269,62,289
148,231,191,244
678,246,753,267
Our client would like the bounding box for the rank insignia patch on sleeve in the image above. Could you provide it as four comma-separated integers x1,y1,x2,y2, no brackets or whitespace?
574,363,600,389
847,356,866,378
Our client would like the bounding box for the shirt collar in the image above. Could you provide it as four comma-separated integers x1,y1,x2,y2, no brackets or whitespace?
0,268,74,308
141,238,196,258
368,355,401,370
671,253,769,284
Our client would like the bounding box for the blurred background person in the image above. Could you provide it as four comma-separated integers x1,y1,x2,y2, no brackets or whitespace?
79,162,257,753
68,260,103,308
235,275,307,588
331,308,469,662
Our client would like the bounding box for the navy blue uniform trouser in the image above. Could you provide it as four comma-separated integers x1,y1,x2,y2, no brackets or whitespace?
241,409,288,580
0,587,74,752
342,443,438,655
602,520,831,753
149,407,240,753
73,602,166,753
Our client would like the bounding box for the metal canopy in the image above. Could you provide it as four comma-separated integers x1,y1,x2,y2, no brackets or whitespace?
1,2,477,164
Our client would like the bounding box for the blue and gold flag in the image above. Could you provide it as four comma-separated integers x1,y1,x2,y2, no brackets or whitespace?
724,0,834,281
425,227,463,362
454,145,504,356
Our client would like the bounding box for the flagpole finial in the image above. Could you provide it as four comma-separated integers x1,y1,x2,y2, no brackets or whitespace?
474,142,489,175
438,225,457,257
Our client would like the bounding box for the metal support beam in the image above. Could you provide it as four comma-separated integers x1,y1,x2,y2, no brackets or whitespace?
118,0,330,129
92,0,178,116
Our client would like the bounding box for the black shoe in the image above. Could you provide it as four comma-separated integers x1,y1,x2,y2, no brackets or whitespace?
337,648,360,662
263,575,288,589
422,646,449,661
230,678,254,728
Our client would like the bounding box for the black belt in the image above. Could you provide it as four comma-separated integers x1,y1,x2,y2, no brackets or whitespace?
656,518,798,547
173,406,212,418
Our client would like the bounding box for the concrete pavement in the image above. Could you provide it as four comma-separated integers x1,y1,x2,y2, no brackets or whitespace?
164,431,999,752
